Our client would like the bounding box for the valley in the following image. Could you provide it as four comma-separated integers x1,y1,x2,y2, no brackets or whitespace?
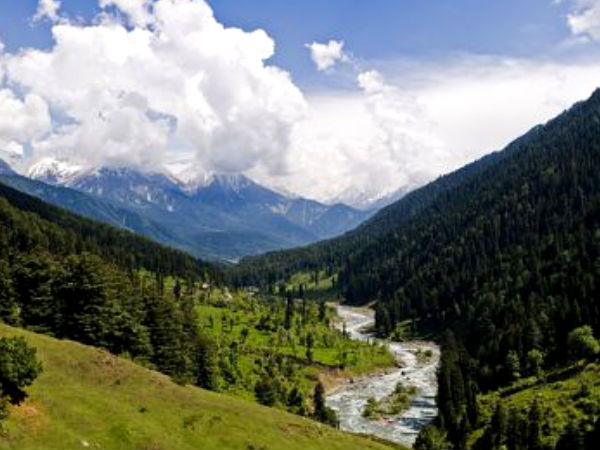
2,2,600,448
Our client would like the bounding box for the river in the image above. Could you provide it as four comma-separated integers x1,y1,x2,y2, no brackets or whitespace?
326,305,440,447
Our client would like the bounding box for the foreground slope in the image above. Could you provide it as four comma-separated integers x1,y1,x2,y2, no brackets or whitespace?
0,325,398,450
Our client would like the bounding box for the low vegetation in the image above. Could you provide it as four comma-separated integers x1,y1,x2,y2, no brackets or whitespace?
363,383,419,420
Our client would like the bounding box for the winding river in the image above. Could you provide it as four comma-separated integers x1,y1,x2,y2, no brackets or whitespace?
326,306,440,447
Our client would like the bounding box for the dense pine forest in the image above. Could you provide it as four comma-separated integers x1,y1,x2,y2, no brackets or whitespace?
236,89,600,448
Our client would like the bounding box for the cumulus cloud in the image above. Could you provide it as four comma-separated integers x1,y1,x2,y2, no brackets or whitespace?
33,0,62,22
306,40,348,71
4,0,306,173
253,69,449,204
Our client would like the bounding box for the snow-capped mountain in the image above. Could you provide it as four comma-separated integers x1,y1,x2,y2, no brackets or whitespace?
26,157,86,186
18,158,370,261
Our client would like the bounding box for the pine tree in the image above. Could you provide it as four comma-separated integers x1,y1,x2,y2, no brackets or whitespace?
193,332,219,391
527,399,544,450
0,259,18,325
313,381,337,427
284,291,294,330
556,422,585,450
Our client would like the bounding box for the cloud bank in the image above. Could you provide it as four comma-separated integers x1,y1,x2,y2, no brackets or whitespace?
254,55,600,204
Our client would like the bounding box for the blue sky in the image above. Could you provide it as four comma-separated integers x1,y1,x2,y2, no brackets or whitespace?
0,0,576,89
1,0,600,205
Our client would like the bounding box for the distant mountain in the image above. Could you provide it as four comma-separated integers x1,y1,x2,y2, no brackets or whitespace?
330,185,409,211
8,158,370,261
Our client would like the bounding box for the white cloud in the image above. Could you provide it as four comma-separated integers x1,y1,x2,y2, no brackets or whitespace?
306,40,348,71
252,69,449,203
562,0,600,40
5,0,306,173
33,0,62,22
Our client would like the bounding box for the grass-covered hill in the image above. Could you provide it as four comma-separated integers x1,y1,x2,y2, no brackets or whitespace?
0,324,400,450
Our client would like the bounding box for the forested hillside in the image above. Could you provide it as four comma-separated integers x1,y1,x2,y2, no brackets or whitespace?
0,181,217,279
235,88,600,448
232,138,507,287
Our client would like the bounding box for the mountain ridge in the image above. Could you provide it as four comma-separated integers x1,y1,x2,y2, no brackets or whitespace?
1,158,371,261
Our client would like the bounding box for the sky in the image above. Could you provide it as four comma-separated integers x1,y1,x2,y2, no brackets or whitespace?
1,0,600,205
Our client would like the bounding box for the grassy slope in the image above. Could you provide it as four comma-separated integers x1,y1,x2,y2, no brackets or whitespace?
0,325,401,450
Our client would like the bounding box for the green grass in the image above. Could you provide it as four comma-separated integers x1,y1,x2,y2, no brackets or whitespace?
469,362,600,448
0,324,403,450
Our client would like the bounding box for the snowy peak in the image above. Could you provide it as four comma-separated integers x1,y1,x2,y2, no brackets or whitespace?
19,159,371,258
26,158,86,186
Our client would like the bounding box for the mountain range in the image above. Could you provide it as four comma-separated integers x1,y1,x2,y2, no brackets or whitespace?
0,157,372,261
